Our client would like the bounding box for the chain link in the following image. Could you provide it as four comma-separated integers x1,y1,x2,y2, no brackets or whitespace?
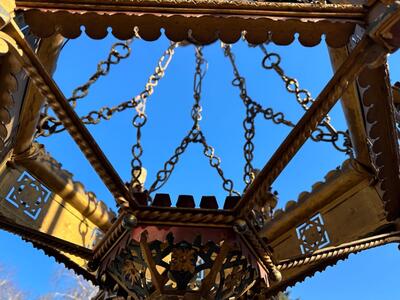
37,40,133,137
224,43,352,188
36,37,351,197
148,46,240,196
258,43,353,155
223,44,296,189
69,41,133,109
128,43,179,191
36,41,178,137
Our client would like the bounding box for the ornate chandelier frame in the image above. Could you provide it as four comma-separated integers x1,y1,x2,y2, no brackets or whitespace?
1,0,400,298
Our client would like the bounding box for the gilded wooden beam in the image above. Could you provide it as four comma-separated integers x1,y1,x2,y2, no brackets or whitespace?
328,1,400,219
13,34,64,155
29,240,97,284
0,49,24,160
139,231,165,294
199,241,230,296
0,21,138,208
328,46,371,166
15,0,365,46
258,159,388,293
260,160,370,241
0,211,93,259
277,230,400,270
368,0,400,52
358,63,400,220
13,143,114,232
266,230,400,296
0,0,15,30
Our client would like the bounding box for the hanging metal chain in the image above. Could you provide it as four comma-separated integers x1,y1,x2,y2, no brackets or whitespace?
69,40,133,109
258,43,352,154
37,42,178,137
223,43,295,188
149,46,240,196
128,43,180,190
130,112,147,191
37,39,133,137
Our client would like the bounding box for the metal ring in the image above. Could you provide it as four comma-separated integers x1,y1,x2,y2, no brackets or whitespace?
262,53,281,70
132,114,147,127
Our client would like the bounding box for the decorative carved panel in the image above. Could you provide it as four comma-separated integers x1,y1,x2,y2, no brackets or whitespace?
296,213,330,255
5,171,51,220
261,160,388,294
0,163,100,253
100,232,257,299
0,165,51,226
0,15,40,162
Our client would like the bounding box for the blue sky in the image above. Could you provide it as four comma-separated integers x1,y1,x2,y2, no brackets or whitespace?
1,32,400,299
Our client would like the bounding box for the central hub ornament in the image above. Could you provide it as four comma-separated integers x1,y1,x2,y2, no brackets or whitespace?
104,227,257,299
97,222,260,299
88,191,280,300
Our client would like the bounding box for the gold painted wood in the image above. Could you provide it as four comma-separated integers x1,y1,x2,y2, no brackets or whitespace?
0,0,15,30
258,160,390,294
328,46,371,166
15,0,365,46
0,45,25,160
368,0,400,52
277,231,400,271
260,160,373,243
357,63,400,219
13,143,114,232
0,0,399,295
0,162,100,249
200,241,230,296
139,231,165,294
0,21,137,207
0,157,99,267
13,34,64,155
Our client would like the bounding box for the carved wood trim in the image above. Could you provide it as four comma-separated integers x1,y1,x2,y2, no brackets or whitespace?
0,211,93,259
13,34,64,155
358,63,400,221
15,0,365,46
328,46,371,165
266,230,400,296
13,143,115,232
0,22,138,208
260,159,370,241
0,53,24,160
28,240,97,284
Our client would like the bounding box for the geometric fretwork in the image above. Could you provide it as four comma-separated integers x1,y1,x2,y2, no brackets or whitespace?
104,232,257,299
5,172,51,220
296,213,330,254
